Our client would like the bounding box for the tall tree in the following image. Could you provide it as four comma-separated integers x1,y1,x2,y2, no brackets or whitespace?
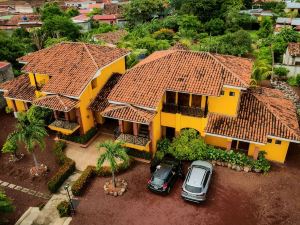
97,141,129,188
2,112,48,172
124,0,166,27
40,2,64,21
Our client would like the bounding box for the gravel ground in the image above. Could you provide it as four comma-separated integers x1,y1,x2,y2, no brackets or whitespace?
70,143,300,225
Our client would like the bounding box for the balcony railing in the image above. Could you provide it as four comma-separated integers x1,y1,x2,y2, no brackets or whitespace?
162,103,204,117
48,120,80,135
117,133,150,146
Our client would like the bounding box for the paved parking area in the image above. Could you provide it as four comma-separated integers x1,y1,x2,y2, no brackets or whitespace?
70,145,300,225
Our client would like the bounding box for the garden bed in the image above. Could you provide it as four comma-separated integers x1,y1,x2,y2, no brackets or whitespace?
0,111,60,193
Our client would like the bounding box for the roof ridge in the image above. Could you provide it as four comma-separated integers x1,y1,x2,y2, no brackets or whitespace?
56,95,69,112
251,91,300,139
82,43,99,69
127,104,152,120
208,52,249,87
102,104,127,114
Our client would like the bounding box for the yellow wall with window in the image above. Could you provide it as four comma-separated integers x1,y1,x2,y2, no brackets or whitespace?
208,87,241,116
248,138,290,163
79,57,126,134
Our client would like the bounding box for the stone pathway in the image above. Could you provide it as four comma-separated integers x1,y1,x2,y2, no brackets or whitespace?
16,171,81,225
0,180,51,200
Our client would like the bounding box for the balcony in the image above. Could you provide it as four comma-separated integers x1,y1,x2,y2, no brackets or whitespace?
48,120,80,135
162,103,204,117
117,133,150,147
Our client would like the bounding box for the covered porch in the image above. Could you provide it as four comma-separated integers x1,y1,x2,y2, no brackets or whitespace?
33,95,82,135
101,104,156,153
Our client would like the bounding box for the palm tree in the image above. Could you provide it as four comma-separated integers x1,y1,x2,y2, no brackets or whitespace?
252,60,273,84
97,140,129,188
1,112,48,171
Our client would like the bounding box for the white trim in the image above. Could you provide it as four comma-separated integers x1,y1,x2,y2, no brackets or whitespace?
107,100,156,111
42,92,79,100
18,61,27,64
223,85,247,90
205,132,265,145
267,135,300,144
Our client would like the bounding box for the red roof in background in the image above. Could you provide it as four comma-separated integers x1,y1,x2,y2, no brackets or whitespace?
79,9,90,14
88,3,103,9
93,14,116,20
0,61,10,69
72,14,90,21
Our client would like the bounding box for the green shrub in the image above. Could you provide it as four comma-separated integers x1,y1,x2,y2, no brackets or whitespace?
53,141,67,165
125,148,151,160
47,159,75,193
94,159,132,177
296,74,300,86
57,200,71,217
153,28,175,40
61,127,97,144
5,106,13,114
274,67,289,77
71,166,95,196
252,151,271,172
157,138,171,153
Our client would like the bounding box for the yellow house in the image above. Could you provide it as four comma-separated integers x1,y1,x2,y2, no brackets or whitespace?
92,50,300,163
0,42,129,136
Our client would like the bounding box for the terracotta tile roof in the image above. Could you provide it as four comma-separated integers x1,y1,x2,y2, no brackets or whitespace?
0,61,10,70
18,42,129,97
108,50,253,109
93,14,116,20
89,73,122,111
33,95,79,112
94,30,127,45
101,104,156,124
205,87,300,143
288,42,300,56
0,74,35,102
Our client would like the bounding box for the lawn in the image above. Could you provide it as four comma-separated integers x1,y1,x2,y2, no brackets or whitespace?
70,143,300,225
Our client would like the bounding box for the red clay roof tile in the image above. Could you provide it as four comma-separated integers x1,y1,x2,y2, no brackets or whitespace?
108,50,253,109
33,95,79,112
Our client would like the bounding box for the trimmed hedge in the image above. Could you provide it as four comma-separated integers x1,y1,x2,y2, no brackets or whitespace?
57,200,71,217
71,166,95,196
61,127,97,144
48,159,76,193
125,148,151,160
48,141,76,193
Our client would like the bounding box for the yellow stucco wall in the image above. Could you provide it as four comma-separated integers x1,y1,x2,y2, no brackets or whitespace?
161,112,208,136
208,87,241,116
204,135,230,149
6,99,14,110
248,138,290,163
29,73,49,87
15,100,26,112
79,57,126,134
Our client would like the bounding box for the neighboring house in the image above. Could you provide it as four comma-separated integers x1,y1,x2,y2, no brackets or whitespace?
93,14,117,24
65,0,96,9
14,2,34,13
0,62,13,109
72,14,91,33
280,42,300,76
93,29,127,47
239,8,274,22
0,42,129,136
274,17,300,33
0,14,42,34
94,50,300,163
285,2,300,15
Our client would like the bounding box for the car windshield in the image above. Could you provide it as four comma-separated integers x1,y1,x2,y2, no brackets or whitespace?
185,185,202,193
152,177,164,186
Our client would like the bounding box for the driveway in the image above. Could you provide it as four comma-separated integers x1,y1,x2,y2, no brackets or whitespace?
70,143,300,225
65,133,114,171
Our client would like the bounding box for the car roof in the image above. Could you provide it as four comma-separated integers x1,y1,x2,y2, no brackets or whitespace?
153,164,172,179
186,167,207,188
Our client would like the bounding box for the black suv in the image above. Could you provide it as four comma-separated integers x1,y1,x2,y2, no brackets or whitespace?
147,155,183,194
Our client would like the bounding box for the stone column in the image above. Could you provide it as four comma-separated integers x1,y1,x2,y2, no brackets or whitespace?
226,140,232,151
75,108,84,135
118,120,124,133
133,123,139,136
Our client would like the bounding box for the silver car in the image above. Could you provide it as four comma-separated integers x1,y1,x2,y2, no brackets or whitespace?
181,160,213,203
